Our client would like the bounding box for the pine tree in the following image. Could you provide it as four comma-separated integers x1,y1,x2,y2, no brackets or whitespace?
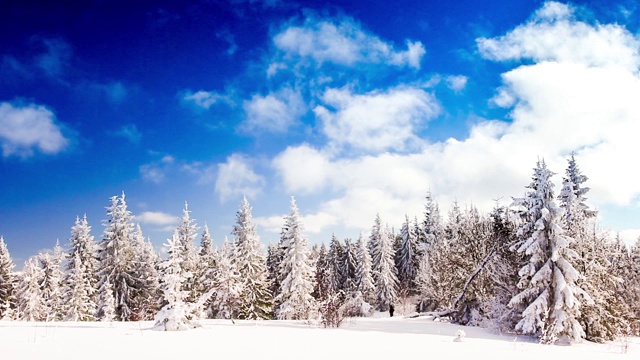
328,234,344,293
232,196,273,320
39,240,65,321
154,233,194,330
509,160,591,344
0,236,16,319
369,215,398,311
96,275,117,321
173,202,199,305
64,215,99,320
340,238,358,293
130,224,161,320
97,193,138,321
275,197,316,320
355,232,375,304
312,243,331,303
16,257,46,321
198,224,216,318
396,215,418,295
211,237,242,319
64,252,97,321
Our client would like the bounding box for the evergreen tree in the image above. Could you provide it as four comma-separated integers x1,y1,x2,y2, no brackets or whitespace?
154,232,194,330
355,232,375,304
312,243,331,303
275,197,316,320
39,240,65,321
232,196,273,320
198,224,217,318
16,257,45,321
369,215,398,311
173,202,199,305
96,275,117,321
509,160,591,344
130,224,161,320
97,193,138,321
328,234,344,293
63,252,97,321
211,237,242,319
340,238,358,292
65,215,99,298
0,236,16,319
396,215,418,295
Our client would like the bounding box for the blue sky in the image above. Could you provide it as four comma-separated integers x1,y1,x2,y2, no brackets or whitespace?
2,0,640,265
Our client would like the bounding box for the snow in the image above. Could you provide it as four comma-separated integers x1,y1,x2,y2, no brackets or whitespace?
1,314,636,359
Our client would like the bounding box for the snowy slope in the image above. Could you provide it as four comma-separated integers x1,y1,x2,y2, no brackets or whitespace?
1,315,637,359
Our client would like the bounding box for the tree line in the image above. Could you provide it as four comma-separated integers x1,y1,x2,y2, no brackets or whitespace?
0,155,638,342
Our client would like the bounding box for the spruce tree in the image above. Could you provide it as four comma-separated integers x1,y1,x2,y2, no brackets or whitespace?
369,215,398,311
509,160,591,344
396,215,418,295
0,236,16,319
211,237,242,319
64,252,97,321
275,197,316,320
355,232,375,304
16,257,46,321
97,193,138,321
328,234,344,293
130,224,161,320
39,241,65,321
232,196,273,320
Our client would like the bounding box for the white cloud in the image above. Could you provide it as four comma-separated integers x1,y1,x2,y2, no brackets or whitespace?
35,37,72,78
273,18,425,69
139,155,175,183
445,75,468,92
477,1,640,71
0,101,69,158
271,2,640,237
182,90,230,109
242,87,306,133
314,86,440,153
215,154,265,202
136,211,177,226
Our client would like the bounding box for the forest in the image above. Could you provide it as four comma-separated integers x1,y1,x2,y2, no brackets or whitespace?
0,155,639,344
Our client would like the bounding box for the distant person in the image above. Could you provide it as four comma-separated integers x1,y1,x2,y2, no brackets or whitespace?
389,304,395,317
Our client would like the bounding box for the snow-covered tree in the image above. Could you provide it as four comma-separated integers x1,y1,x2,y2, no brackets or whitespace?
369,215,398,311
355,232,375,304
97,193,138,321
328,234,344,292
39,240,65,321
16,257,45,321
509,160,591,344
340,239,358,293
130,224,161,320
66,215,99,295
396,215,418,295
232,196,273,320
312,243,331,302
0,236,16,319
96,275,116,322
211,237,242,319
275,197,316,320
64,215,99,320
197,224,216,318
63,252,97,321
154,233,194,331
173,203,199,303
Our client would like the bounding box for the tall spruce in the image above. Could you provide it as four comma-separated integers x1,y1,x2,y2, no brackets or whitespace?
231,196,273,320
509,160,591,344
97,193,138,321
65,215,99,305
369,215,398,311
0,236,16,319
275,197,316,320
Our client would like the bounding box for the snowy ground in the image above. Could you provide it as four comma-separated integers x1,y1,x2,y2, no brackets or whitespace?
1,314,637,359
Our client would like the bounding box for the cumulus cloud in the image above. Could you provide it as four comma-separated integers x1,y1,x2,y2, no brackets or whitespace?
271,1,640,236
0,101,70,158
182,90,231,110
314,86,440,153
273,18,425,69
445,75,468,92
136,211,177,226
215,154,265,202
139,155,175,183
477,1,640,71
241,87,306,133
